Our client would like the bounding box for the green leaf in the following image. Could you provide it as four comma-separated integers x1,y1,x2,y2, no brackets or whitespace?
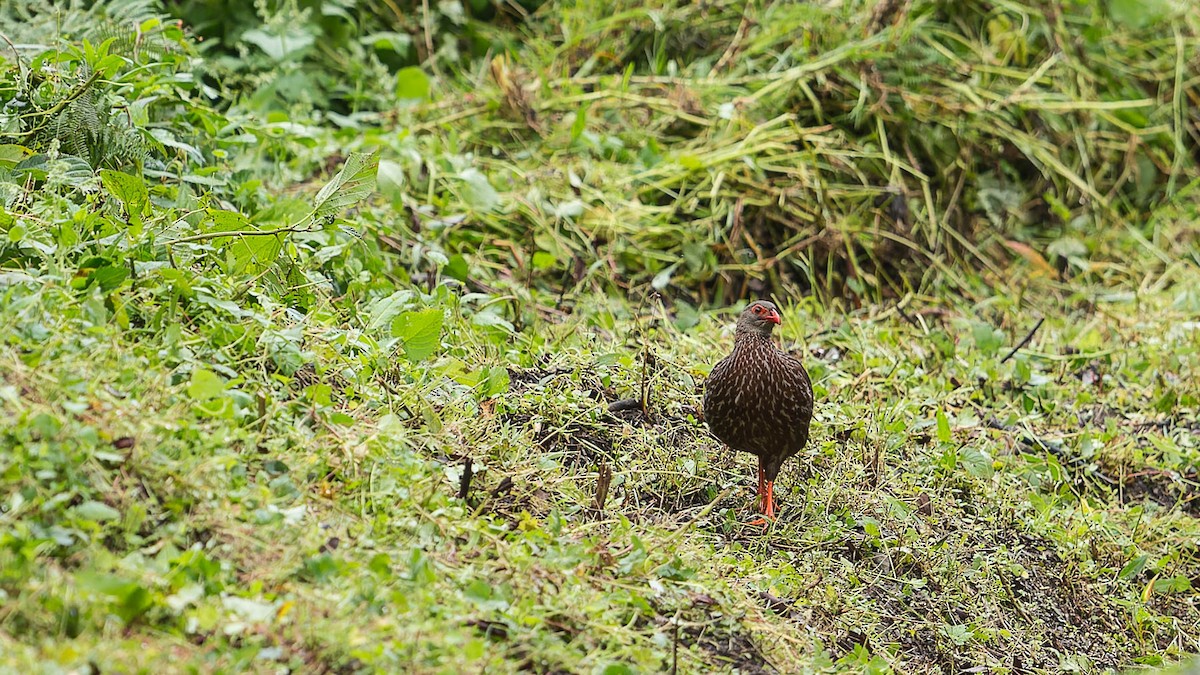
89,265,129,292
654,556,695,581
187,369,226,401
312,150,379,222
935,409,951,443
1119,554,1149,580
570,103,588,141
472,310,514,332
226,233,283,274
959,447,994,478
395,67,431,102
0,144,29,167
483,366,510,397
972,322,1004,355
99,169,149,224
76,572,153,623
1108,0,1170,28
458,168,499,212
243,26,315,60
205,209,251,234
444,254,469,282
377,159,406,196
391,308,444,362
75,500,121,521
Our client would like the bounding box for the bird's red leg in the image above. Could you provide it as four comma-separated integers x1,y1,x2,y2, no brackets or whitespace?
764,481,776,520
747,461,771,526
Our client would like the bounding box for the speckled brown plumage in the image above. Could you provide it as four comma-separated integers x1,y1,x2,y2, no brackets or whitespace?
703,300,814,520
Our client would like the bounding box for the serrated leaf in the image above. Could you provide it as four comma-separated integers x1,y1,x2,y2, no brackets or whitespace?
959,447,994,478
226,234,283,274
204,209,251,235
99,170,148,224
312,150,379,222
391,308,443,362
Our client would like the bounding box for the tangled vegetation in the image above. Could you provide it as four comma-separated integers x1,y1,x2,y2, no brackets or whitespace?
1,0,1198,672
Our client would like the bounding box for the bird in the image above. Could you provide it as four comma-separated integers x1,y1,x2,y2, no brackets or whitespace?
703,300,814,523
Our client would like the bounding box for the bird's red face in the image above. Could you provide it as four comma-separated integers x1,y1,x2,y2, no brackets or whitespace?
749,302,782,325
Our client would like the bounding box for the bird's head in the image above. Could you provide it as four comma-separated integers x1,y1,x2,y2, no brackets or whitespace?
736,300,782,337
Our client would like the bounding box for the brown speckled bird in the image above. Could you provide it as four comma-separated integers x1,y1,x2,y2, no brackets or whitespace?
703,300,814,522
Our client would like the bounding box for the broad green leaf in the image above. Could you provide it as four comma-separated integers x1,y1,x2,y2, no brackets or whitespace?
395,67,431,102
1108,0,1170,28
75,500,121,521
367,290,415,332
226,233,283,274
458,168,498,212
483,366,510,397
187,369,226,401
472,310,514,332
205,209,251,234
99,169,148,225
959,447,994,478
181,173,227,187
89,265,129,292
651,262,679,291
972,322,1004,355
312,150,380,222
444,254,469,282
0,144,29,167
243,26,315,60
377,159,406,196
391,308,444,362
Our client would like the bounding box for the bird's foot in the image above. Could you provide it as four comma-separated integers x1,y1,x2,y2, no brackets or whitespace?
747,481,778,526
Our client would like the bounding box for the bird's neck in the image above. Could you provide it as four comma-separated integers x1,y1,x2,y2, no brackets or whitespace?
733,329,776,352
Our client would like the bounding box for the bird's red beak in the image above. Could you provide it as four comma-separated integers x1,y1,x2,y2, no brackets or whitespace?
768,310,782,324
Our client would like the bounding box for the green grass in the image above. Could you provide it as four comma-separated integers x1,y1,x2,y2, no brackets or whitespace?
2,0,1200,672
2,272,1198,672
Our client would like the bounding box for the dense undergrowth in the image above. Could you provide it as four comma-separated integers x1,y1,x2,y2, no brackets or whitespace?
1,0,1198,672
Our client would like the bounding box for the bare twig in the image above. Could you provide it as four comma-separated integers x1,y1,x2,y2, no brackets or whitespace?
166,223,314,245
1000,317,1045,364
458,457,473,500
594,462,612,512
